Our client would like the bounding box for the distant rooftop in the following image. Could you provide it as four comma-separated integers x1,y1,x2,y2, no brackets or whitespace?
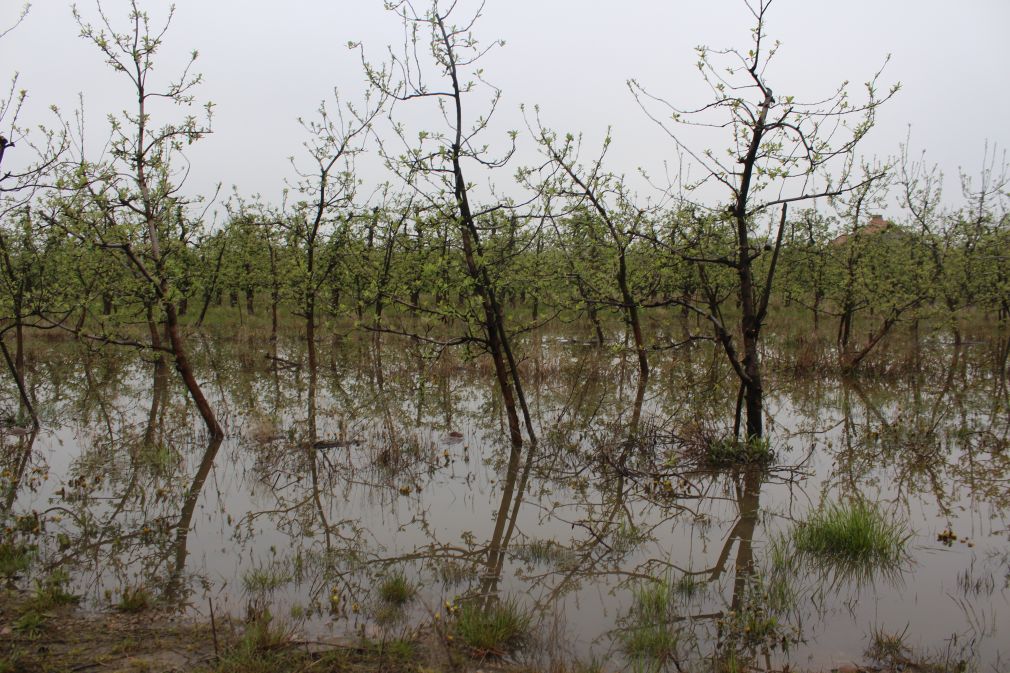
830,214,892,246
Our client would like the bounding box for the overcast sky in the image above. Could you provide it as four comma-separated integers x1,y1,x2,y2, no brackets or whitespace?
4,0,1008,222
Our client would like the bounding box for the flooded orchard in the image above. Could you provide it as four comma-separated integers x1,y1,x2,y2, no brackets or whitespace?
4,0,1008,670
3,321,1009,672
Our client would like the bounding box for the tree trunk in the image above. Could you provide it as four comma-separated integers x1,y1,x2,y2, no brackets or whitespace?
165,302,223,439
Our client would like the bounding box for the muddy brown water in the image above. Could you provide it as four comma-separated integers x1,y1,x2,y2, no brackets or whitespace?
2,328,1008,671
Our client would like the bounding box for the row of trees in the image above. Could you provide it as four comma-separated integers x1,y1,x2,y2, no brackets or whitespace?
1,0,1007,445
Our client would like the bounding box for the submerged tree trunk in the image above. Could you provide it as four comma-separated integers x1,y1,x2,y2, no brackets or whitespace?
165,302,223,439
14,317,24,384
0,337,38,431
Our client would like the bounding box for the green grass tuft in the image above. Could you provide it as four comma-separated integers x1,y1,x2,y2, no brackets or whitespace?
377,570,416,606
242,562,293,594
630,578,672,623
0,540,32,583
452,597,532,655
116,585,154,613
621,622,680,664
793,500,909,574
618,577,685,663
513,538,577,568
233,609,293,654
13,609,46,636
31,568,78,610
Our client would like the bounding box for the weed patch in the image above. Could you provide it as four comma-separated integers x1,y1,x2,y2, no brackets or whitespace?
452,597,532,657
793,500,909,571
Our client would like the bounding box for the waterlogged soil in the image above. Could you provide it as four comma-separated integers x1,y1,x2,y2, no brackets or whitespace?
2,324,1009,672
0,588,447,673
0,589,215,673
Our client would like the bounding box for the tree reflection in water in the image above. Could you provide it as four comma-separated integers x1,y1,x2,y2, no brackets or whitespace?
2,326,1009,670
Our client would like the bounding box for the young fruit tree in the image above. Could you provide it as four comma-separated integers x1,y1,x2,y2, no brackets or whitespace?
53,2,221,438
630,0,898,439
0,3,68,431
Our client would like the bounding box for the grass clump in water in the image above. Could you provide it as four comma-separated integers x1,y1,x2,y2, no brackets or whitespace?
452,597,532,656
865,625,973,673
617,576,690,663
115,585,154,613
630,578,672,623
242,562,294,594
377,570,416,606
704,436,774,469
513,538,577,568
793,500,909,573
622,623,680,666
671,573,702,598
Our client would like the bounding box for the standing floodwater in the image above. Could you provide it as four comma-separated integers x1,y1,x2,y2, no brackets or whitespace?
3,325,1008,672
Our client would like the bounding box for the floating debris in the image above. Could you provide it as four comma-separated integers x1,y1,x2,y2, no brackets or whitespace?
937,527,957,545
313,439,361,450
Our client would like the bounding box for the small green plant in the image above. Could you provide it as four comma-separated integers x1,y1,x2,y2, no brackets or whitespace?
793,500,909,577
242,562,293,594
116,585,154,613
0,540,31,583
13,609,45,636
377,570,416,606
630,578,672,623
452,597,532,656
672,573,702,598
705,436,774,468
361,636,416,664
0,650,22,673
381,637,415,660
32,568,78,609
864,624,971,673
514,538,577,568
718,647,747,673
621,621,680,664
626,572,702,620
867,625,910,663
618,577,685,663
237,608,293,653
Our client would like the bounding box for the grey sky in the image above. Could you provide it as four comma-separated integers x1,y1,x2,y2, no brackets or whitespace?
4,0,1008,220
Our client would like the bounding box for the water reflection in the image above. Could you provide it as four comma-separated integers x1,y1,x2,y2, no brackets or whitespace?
2,326,1009,669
